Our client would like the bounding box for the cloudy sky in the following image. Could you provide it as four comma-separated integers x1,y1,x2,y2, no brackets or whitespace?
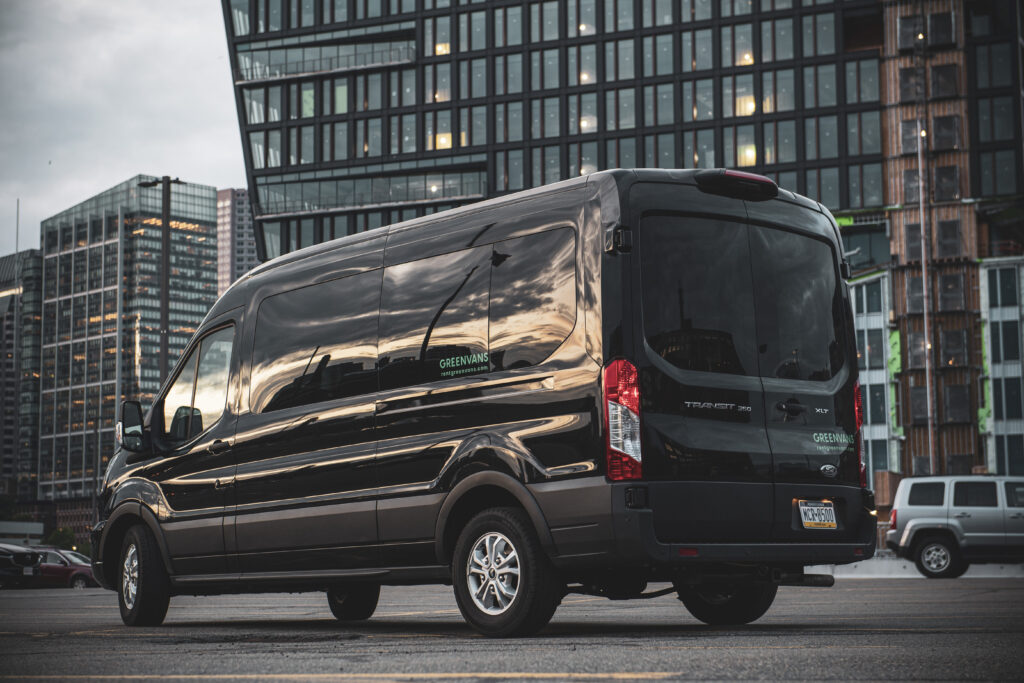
0,1,246,255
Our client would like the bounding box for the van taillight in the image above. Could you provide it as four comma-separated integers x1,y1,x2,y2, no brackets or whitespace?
854,381,867,488
604,359,642,481
889,508,897,531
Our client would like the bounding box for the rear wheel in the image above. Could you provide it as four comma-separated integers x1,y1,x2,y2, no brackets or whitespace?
452,507,562,637
326,583,380,621
118,524,170,626
674,581,778,625
70,574,89,589
914,536,966,579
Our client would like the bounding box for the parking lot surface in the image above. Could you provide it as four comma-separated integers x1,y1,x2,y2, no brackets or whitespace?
1,579,1022,681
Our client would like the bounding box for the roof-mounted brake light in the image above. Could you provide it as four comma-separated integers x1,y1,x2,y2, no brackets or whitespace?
694,168,778,201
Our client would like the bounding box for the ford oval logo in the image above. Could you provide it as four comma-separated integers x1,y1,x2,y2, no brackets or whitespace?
820,464,838,478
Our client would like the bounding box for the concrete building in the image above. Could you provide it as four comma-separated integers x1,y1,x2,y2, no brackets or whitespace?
217,188,258,295
36,176,218,507
220,0,1023,487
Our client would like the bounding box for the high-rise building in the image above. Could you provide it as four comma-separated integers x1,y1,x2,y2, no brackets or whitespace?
0,250,41,498
36,176,218,503
217,188,258,295
221,0,1023,484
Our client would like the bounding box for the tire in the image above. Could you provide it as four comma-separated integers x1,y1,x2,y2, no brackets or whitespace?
674,581,778,626
452,507,562,637
118,524,170,626
326,583,381,621
70,574,89,589
914,535,965,579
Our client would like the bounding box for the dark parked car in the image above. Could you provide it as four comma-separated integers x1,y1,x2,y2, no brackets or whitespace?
34,548,97,588
92,169,876,635
0,543,42,588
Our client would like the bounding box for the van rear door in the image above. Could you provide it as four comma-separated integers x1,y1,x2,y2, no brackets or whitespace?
632,182,860,544
744,200,862,543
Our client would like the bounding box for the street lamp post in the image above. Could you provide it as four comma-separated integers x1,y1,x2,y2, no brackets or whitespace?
137,176,184,382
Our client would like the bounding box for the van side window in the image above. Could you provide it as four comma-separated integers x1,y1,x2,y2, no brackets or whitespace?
161,325,234,445
953,481,997,507
1004,482,1024,507
251,270,381,413
379,246,491,390
489,228,577,371
907,482,944,506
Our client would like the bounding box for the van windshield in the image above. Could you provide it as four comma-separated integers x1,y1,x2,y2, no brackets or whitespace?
641,214,845,381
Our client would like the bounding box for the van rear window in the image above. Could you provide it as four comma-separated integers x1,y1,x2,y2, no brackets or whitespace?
908,482,944,506
641,215,845,381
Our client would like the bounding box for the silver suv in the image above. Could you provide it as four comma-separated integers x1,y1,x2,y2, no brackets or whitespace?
886,476,1024,578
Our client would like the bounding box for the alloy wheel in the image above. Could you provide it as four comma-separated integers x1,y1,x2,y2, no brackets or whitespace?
466,532,520,615
122,543,139,609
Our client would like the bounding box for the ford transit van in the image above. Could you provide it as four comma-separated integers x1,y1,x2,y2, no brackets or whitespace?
93,169,875,636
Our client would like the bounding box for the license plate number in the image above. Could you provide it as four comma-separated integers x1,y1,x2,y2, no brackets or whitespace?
23,566,33,575
799,500,837,529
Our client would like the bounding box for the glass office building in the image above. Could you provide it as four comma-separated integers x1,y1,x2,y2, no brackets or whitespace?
36,176,217,500
221,0,891,260
217,188,259,296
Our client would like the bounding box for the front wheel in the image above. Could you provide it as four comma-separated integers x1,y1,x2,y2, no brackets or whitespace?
452,507,562,637
326,583,380,621
674,581,778,625
118,524,170,626
914,536,966,579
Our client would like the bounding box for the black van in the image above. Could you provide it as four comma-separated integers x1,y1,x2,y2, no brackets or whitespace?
93,169,875,636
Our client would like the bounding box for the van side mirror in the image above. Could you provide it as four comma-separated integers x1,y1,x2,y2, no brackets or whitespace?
117,401,147,453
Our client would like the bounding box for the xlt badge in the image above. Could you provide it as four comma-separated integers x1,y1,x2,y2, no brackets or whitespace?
684,401,752,413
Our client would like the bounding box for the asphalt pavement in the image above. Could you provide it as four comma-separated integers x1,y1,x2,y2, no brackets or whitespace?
1,578,1023,681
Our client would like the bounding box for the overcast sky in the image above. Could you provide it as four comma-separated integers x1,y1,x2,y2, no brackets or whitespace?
0,0,246,256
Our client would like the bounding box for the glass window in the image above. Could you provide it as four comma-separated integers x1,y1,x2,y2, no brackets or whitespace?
721,23,754,66
848,163,883,209
761,18,793,62
531,1,559,41
1005,482,1024,507
530,49,560,90
607,136,637,168
939,273,964,311
251,272,380,412
762,69,795,112
567,0,597,36
494,101,524,143
953,481,997,507
458,105,486,147
978,97,1015,142
682,79,714,122
723,125,756,167
977,43,1013,89
605,88,636,130
931,64,957,98
425,15,452,56
803,64,836,107
425,63,452,103
899,67,924,102
569,92,599,134
866,329,883,369
494,5,522,46
460,58,487,98
605,0,634,32
495,149,525,191
847,111,881,156
908,482,944,506
722,74,755,118
681,29,713,72
680,0,712,22
568,44,597,86
490,229,577,370
642,34,674,76
459,10,486,51
932,116,960,151
805,115,838,160
643,133,676,168
805,167,839,209
762,119,796,164
803,13,835,56
980,151,1019,197
642,0,673,27
379,247,491,390
643,84,674,126
494,54,524,95
846,59,879,103
869,383,886,423
606,39,635,80
161,326,233,445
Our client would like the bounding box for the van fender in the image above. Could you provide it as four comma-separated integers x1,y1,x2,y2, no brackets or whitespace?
103,500,174,579
434,471,557,565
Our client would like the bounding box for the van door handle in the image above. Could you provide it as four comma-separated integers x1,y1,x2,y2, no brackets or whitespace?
1010,513,1024,519
208,439,231,455
775,401,807,415
954,512,971,518
214,479,229,489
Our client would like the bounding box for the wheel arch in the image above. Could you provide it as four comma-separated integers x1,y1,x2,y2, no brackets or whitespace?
434,471,556,565
100,502,173,587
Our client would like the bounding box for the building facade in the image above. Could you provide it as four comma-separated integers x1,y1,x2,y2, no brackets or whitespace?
0,250,42,498
36,176,218,503
221,0,1023,483
217,188,259,295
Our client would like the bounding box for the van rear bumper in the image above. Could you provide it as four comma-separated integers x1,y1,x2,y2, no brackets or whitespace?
607,482,876,567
